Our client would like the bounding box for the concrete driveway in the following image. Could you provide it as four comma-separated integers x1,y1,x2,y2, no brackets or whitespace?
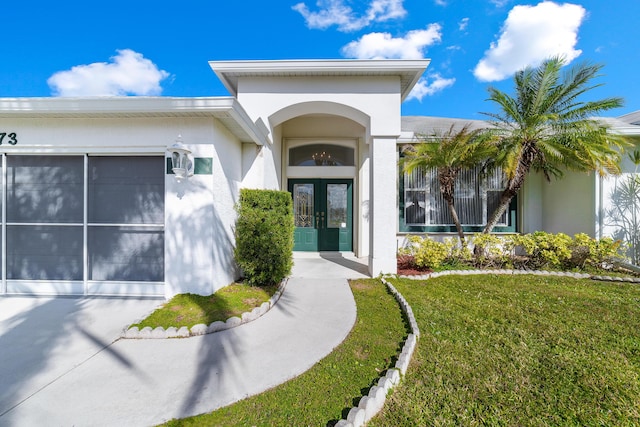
0,253,367,426
0,296,162,423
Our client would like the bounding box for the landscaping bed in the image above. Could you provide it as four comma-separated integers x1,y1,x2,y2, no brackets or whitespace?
130,283,278,330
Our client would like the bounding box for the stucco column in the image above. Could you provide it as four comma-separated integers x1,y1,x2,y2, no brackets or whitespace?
368,136,398,276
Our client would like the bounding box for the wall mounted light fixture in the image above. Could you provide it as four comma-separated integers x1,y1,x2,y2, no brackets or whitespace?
167,135,194,180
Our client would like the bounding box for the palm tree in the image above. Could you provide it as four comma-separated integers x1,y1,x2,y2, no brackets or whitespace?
401,124,495,244
481,56,629,234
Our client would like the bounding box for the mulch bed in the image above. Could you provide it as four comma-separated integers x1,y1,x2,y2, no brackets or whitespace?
397,255,433,276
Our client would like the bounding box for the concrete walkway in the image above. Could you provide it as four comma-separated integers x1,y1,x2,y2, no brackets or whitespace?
0,253,368,426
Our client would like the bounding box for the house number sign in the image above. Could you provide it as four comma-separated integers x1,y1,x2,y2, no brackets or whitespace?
0,132,17,145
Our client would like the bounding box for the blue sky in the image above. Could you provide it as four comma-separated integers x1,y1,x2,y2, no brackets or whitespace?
2,0,638,120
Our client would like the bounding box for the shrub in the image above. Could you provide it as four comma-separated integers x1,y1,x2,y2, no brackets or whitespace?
234,189,294,286
470,233,516,268
443,237,473,268
514,231,573,270
568,233,623,270
401,235,448,270
401,232,624,273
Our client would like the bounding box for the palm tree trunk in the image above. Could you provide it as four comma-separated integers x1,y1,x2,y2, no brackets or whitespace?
484,157,530,234
483,188,517,234
446,198,466,244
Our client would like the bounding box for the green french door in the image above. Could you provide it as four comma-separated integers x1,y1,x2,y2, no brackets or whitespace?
289,179,353,251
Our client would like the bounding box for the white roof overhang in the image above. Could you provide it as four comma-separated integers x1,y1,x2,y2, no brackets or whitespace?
0,96,270,145
209,59,430,101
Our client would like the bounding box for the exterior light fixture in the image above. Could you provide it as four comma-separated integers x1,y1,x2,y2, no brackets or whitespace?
167,135,194,180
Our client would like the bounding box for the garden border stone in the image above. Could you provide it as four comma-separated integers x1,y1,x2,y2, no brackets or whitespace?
398,268,640,283
334,277,420,427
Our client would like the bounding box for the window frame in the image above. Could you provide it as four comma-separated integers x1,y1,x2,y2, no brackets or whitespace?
398,156,517,233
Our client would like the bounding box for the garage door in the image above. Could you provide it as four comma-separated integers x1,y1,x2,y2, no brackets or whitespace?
1,155,164,296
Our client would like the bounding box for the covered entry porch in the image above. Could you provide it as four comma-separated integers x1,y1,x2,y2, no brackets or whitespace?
210,59,431,276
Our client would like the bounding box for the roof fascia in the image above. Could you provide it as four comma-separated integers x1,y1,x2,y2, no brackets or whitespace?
0,96,234,114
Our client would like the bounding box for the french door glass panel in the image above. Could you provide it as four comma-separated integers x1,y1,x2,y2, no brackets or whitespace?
293,183,314,228
326,184,347,228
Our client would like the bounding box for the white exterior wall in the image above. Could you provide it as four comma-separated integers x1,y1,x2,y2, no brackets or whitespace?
516,170,597,237
539,172,596,237
165,119,243,298
358,138,371,256
241,142,266,189
236,76,400,136
520,173,544,233
369,137,398,275
0,116,243,298
0,117,171,154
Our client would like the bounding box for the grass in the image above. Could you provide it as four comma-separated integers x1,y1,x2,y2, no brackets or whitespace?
369,274,640,426
131,283,278,329
162,279,407,426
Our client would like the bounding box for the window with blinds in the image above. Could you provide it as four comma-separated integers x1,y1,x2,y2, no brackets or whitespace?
403,165,508,227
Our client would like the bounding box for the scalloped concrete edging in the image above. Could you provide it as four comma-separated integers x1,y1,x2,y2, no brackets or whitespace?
121,279,288,339
334,277,420,427
590,274,640,283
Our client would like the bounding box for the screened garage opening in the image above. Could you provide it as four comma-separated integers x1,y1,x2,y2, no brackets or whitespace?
1,155,165,296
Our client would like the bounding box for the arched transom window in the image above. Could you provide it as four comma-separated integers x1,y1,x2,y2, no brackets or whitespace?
289,144,355,167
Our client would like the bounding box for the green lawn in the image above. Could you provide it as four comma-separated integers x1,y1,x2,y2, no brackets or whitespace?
131,283,278,330
162,279,407,426
370,275,640,426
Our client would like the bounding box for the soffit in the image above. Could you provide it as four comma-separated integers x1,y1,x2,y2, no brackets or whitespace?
210,59,430,101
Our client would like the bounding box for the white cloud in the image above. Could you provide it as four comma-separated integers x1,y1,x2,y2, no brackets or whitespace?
48,49,170,97
341,24,442,59
407,74,456,101
292,0,406,32
458,17,469,31
473,1,585,82
490,0,511,7
434,0,447,5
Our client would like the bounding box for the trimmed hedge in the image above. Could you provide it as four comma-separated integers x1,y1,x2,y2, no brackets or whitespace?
234,189,294,286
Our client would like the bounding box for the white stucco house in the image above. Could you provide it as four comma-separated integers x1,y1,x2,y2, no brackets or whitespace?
0,59,638,298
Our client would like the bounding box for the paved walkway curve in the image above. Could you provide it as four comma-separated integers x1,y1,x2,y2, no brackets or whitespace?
0,253,366,427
